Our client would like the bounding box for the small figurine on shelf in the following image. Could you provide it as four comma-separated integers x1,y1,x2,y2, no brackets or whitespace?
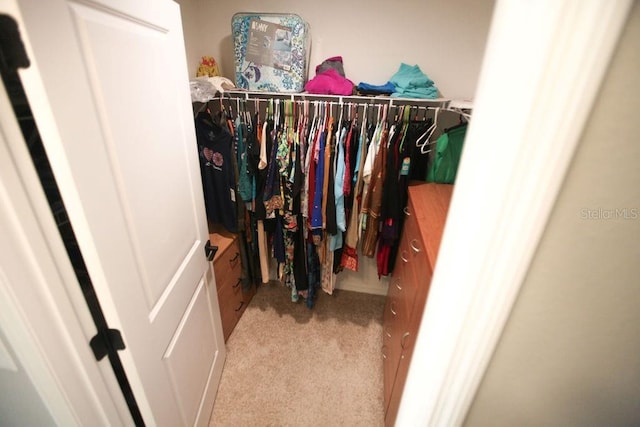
196,55,220,77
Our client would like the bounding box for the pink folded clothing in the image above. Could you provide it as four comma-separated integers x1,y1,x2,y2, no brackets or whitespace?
305,68,354,95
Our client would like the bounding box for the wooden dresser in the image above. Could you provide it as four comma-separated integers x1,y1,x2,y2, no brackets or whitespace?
209,228,255,342
383,183,453,425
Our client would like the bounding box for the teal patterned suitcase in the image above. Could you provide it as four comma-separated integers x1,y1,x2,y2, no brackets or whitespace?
231,13,311,92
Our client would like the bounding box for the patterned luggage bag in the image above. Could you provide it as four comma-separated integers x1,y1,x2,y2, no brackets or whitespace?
231,13,311,92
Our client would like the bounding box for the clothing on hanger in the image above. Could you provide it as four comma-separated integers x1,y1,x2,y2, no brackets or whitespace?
195,95,469,306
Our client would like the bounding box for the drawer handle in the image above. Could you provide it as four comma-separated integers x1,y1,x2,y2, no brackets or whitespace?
234,301,244,312
410,239,421,253
390,301,397,316
382,345,387,360
233,278,241,288
229,252,240,263
395,281,402,291
385,328,392,338
403,206,411,216
401,251,409,263
401,332,410,349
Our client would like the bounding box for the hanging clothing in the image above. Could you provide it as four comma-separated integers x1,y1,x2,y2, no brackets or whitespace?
331,126,347,251
194,112,237,233
378,116,412,276
426,123,468,184
341,116,370,272
409,118,434,181
361,128,389,257
197,95,468,305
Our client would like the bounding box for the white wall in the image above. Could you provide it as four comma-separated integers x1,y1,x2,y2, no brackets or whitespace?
176,0,495,100
174,0,201,81
464,2,640,425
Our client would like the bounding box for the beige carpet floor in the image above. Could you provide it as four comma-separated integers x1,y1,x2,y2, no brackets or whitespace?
210,282,386,427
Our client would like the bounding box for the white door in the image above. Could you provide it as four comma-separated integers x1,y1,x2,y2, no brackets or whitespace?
9,0,226,425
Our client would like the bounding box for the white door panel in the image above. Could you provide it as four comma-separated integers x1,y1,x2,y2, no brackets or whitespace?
163,279,216,426
68,1,206,309
13,0,226,425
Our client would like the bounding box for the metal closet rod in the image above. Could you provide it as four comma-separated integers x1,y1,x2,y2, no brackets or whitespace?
218,89,455,109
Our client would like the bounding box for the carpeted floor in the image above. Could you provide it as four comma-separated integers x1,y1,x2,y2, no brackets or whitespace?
209,282,386,426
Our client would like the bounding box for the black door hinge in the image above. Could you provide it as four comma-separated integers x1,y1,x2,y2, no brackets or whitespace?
90,329,126,361
204,240,218,261
0,14,31,73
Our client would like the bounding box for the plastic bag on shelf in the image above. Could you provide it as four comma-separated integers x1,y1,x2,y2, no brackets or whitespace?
190,77,236,103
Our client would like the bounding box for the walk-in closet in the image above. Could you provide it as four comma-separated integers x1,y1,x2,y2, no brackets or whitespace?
179,0,492,424
2,0,637,426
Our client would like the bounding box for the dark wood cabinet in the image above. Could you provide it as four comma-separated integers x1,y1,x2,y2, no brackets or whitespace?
384,183,453,426
209,229,255,342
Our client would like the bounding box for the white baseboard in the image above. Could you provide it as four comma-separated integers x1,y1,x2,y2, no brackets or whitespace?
335,255,389,296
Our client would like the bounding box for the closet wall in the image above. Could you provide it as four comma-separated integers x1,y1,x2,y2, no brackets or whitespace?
465,2,640,425
176,0,496,100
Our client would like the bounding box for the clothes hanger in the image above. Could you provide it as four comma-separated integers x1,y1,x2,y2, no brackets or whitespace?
399,105,411,152
382,103,388,127
361,103,368,130
195,100,209,117
416,107,439,153
410,106,419,122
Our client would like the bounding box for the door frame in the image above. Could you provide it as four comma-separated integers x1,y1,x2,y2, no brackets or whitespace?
396,0,633,425
1,0,632,425
0,36,132,427
1,0,221,425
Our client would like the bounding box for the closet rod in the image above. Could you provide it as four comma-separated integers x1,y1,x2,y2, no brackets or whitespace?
217,97,440,113
219,89,453,109
208,90,474,120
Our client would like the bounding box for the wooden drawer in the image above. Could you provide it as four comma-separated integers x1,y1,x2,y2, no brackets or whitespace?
382,294,406,413
392,214,424,318
213,243,241,291
217,272,243,341
210,230,247,342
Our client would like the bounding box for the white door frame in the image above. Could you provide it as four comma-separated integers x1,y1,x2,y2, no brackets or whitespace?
396,0,633,425
0,42,131,426
1,0,632,425
1,0,224,425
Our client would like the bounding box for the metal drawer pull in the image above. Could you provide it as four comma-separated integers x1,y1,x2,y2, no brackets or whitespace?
403,206,411,216
390,301,397,316
382,346,387,360
410,239,421,253
234,301,244,312
233,278,241,288
401,251,409,263
395,281,402,291
401,332,410,349
229,252,240,263
385,328,392,338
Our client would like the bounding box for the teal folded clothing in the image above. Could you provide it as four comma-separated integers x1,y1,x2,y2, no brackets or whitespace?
390,63,439,99
392,86,439,99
